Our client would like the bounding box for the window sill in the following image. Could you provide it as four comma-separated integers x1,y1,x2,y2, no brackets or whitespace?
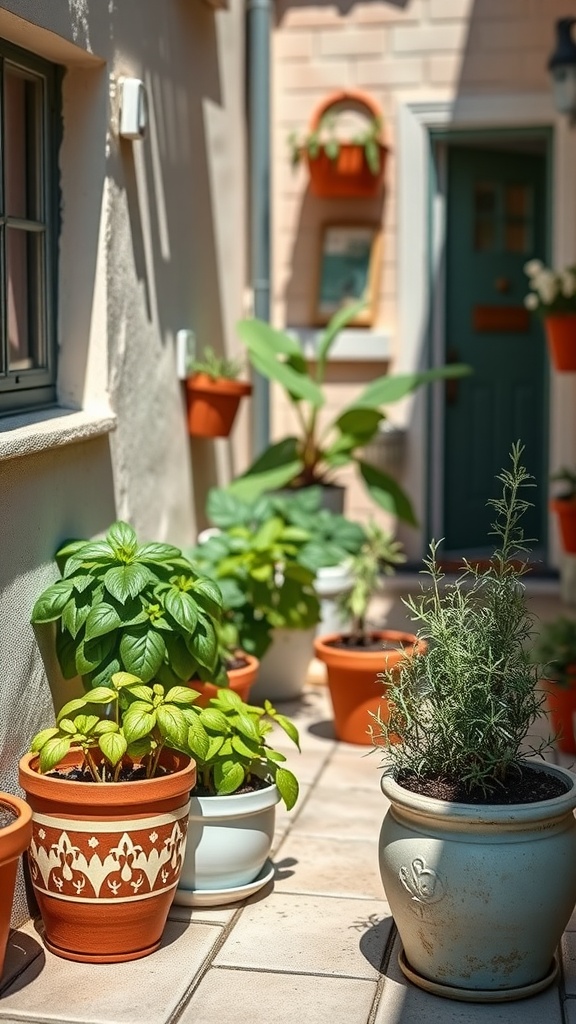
288,327,391,361
0,406,117,462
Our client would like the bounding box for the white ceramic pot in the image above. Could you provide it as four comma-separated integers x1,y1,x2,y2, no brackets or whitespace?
379,762,576,1000
174,784,279,895
314,562,354,637
250,626,316,703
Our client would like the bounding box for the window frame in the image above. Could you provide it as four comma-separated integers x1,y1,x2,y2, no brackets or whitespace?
0,39,60,417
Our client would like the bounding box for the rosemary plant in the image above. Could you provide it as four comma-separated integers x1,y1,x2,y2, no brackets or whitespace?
372,444,552,797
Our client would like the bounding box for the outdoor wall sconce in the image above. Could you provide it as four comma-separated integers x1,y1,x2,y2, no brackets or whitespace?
548,18,576,123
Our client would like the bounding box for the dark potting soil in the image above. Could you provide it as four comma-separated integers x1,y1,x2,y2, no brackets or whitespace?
192,776,272,798
47,764,171,783
328,633,411,654
225,654,249,672
398,762,569,805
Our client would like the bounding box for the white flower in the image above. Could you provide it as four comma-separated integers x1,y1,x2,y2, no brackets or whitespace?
524,259,544,278
524,293,539,310
561,270,576,298
534,269,559,305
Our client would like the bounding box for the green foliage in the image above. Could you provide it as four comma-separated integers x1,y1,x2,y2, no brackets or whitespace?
187,346,243,381
288,113,384,175
30,672,199,782
532,617,576,687
184,688,300,810
230,303,470,522
31,521,226,690
338,521,406,639
371,443,552,797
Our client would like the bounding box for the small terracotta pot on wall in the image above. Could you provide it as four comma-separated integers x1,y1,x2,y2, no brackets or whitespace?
19,750,195,964
303,89,388,200
191,653,259,708
314,629,426,745
544,314,576,372
545,675,576,754
185,374,252,437
550,497,576,553
0,793,32,979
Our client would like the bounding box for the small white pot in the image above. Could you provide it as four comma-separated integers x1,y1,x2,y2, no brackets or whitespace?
250,626,316,703
176,784,279,893
315,561,354,637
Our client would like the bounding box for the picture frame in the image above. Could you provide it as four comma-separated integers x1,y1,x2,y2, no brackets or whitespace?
313,222,382,327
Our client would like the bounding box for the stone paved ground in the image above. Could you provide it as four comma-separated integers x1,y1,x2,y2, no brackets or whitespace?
1,577,576,1024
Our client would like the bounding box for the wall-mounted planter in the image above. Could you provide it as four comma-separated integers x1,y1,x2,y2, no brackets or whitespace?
302,90,388,200
185,374,252,437
544,314,576,372
551,497,576,553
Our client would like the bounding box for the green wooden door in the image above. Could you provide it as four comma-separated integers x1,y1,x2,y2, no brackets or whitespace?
443,146,547,554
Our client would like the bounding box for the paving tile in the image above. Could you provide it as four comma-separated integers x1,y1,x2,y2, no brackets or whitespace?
272,834,383,900
214,891,392,978
374,934,564,1023
178,968,378,1024
168,902,237,927
0,919,222,1024
317,745,387,793
564,997,576,1023
290,783,385,840
275,782,311,839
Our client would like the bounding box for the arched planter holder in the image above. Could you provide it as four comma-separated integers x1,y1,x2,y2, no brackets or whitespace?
303,89,388,199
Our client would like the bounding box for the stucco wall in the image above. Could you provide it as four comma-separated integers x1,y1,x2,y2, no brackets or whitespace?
0,0,247,925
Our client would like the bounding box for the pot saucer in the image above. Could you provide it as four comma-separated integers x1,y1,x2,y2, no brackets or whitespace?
172,859,275,908
398,949,558,1003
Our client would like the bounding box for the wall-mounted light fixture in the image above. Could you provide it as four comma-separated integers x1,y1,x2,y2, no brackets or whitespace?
548,18,576,123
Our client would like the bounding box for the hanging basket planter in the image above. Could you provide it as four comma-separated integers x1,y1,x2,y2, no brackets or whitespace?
185,374,252,438
298,89,388,200
550,497,576,553
544,313,576,371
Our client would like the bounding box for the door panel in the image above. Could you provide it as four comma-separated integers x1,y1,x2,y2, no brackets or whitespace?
443,146,547,554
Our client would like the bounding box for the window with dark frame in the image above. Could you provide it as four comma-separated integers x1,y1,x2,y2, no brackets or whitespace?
0,41,60,417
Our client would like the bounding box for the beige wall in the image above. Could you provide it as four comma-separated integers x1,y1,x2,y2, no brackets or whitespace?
0,0,247,925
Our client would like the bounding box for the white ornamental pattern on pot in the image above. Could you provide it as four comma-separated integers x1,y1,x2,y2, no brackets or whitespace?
28,808,189,901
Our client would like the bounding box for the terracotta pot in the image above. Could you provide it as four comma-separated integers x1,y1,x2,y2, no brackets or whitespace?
18,750,195,963
0,793,32,979
314,629,426,745
192,653,259,708
544,314,576,372
185,374,252,437
545,677,576,753
550,497,576,553
304,89,387,199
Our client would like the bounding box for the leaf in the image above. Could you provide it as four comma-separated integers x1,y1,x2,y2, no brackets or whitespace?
111,671,143,689
334,407,383,439
106,521,138,556
229,450,304,502
119,627,166,681
232,711,261,744
157,705,188,746
187,617,218,671
30,579,75,623
122,683,155,702
231,734,260,759
237,318,303,358
57,696,89,720
190,578,224,620
213,759,245,794
212,688,243,709
99,731,127,766
83,685,117,704
357,460,417,525
206,489,250,529
68,540,115,563
351,364,471,411
83,603,122,641
30,727,59,751
75,633,115,675
56,625,81,679
316,299,368,380
163,588,199,634
163,635,199,681
88,657,121,689
122,708,156,743
164,685,199,705
199,708,230,734
275,767,299,811
272,714,301,750
186,715,210,761
136,542,182,564
238,320,324,406
39,736,72,774
103,564,151,603
58,718,78,736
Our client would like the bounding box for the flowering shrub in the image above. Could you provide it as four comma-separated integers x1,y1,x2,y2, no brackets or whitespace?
524,259,576,315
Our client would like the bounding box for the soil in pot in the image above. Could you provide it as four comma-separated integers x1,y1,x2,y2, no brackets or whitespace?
397,762,568,804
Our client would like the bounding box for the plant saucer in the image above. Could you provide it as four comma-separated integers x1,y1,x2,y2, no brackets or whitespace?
172,859,275,907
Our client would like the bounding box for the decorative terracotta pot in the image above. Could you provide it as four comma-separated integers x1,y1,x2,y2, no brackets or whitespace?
303,89,387,199
0,793,32,979
314,629,426,745
185,374,252,437
544,314,576,372
192,653,259,708
19,750,195,963
545,676,576,753
550,497,576,553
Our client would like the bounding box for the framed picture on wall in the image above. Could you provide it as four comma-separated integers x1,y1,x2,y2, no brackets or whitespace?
313,222,382,327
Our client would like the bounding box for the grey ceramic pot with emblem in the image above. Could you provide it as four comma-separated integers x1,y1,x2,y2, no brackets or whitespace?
379,762,576,1002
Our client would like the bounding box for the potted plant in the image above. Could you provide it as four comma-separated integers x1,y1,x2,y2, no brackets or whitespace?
550,466,576,553
230,301,470,521
532,616,576,753
174,687,299,903
288,89,388,199
524,258,576,370
372,444,576,1000
313,520,423,745
0,792,32,979
18,673,197,963
185,345,252,437
30,520,227,702
190,488,321,702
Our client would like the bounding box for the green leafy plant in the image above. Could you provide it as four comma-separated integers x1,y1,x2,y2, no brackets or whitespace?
190,489,322,660
185,688,300,809
187,345,244,381
532,617,576,687
230,302,470,523
338,520,406,643
372,443,552,797
30,671,198,782
31,521,226,690
288,113,384,175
